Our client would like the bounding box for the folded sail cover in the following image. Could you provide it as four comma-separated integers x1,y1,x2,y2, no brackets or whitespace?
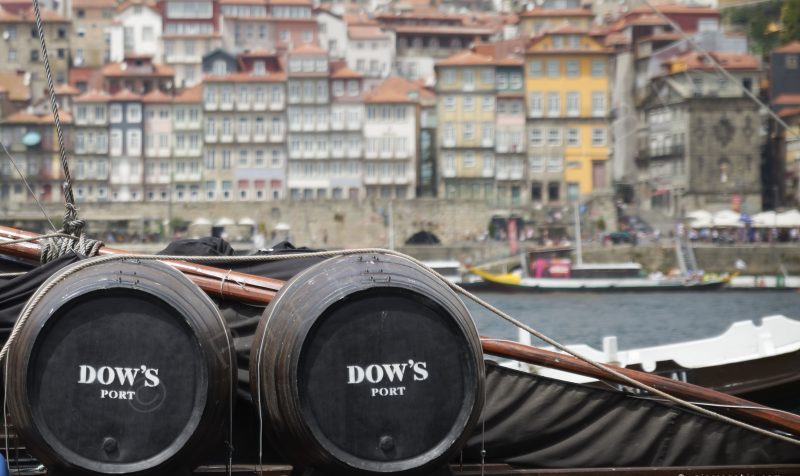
1,239,799,469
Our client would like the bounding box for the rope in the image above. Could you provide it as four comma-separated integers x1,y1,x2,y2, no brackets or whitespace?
0,233,103,264
30,0,78,218
2,248,799,450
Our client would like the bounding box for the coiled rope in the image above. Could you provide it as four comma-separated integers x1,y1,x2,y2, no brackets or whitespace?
1,248,799,450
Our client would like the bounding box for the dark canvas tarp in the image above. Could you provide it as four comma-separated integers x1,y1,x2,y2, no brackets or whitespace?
463,362,800,467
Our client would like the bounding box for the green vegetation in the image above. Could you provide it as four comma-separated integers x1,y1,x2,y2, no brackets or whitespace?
781,0,800,44
724,0,782,56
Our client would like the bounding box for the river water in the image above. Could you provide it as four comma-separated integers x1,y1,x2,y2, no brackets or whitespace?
467,291,800,349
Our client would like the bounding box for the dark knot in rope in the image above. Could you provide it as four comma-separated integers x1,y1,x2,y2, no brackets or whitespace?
39,196,104,263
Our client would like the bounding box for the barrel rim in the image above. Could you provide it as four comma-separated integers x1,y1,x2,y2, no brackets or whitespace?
7,258,233,475
251,253,485,475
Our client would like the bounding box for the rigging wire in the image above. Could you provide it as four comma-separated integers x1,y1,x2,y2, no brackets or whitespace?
0,142,57,232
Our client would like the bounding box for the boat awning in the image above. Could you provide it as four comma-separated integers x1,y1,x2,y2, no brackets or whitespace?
214,217,235,227
238,217,256,226
190,217,211,226
776,209,800,227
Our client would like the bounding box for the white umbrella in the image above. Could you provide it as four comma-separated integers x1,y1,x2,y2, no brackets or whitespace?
190,217,211,226
238,217,256,226
776,210,800,228
712,210,742,228
214,217,235,227
751,211,777,228
687,210,712,228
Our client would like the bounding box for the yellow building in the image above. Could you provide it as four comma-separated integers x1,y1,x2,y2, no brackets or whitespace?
525,26,612,204
435,51,522,201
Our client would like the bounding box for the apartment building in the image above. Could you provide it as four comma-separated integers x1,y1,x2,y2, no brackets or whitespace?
0,7,70,100
142,89,175,202
269,0,318,51
160,0,222,87
203,49,287,202
493,59,526,206
525,27,612,205
71,0,115,68
637,51,763,214
108,0,163,62
108,89,144,201
436,50,520,201
172,84,204,202
327,64,364,199
102,55,175,95
345,25,395,89
285,44,336,200
518,7,594,36
363,76,421,199
219,0,271,52
72,90,110,202
0,107,71,205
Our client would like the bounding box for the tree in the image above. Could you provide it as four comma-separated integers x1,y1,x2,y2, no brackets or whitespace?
781,0,800,44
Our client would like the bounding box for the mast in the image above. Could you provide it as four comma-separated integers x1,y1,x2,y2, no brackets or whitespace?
574,202,583,266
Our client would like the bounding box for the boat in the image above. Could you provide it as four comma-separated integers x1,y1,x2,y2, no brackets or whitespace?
468,251,725,291
507,315,800,412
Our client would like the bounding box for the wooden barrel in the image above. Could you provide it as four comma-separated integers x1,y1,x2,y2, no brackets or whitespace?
250,253,485,475
6,259,234,475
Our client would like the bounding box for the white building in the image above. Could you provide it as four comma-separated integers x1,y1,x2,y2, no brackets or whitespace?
108,0,163,62
316,8,347,59
345,25,395,90
362,76,419,199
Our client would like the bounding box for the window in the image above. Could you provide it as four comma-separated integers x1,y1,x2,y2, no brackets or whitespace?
444,96,456,111
481,96,494,112
463,96,474,111
510,73,522,90
443,69,456,84
222,150,231,169
591,59,605,77
463,151,475,168
592,128,606,146
547,128,561,146
529,155,544,173
547,156,563,173
482,152,493,175
347,80,358,96
127,104,142,122
567,128,580,146
547,60,559,77
463,123,474,140
332,80,344,97
529,93,543,117
552,35,563,49
110,104,122,123
529,128,543,146
591,92,605,116
565,92,580,117
496,72,508,90
463,69,474,87
110,130,122,155
481,67,494,84
547,92,560,117
443,122,455,143
566,60,579,77
7,49,16,62
76,106,87,121
238,150,248,167
481,122,494,143
528,60,542,77
127,130,141,155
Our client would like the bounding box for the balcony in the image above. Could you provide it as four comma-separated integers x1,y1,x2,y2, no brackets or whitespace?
205,101,217,111
347,147,362,159
288,122,302,132
236,132,251,143
253,101,267,111
643,144,686,159
316,122,329,132
220,133,234,143
237,102,251,112
205,132,218,143
269,133,285,143
269,101,284,111
330,121,344,131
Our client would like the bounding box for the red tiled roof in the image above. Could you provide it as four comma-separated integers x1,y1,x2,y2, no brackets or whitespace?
54,83,80,95
0,71,29,102
142,89,173,103
665,51,760,71
110,89,141,101
2,110,72,124
116,0,156,13
0,6,68,22
348,25,388,40
102,62,175,77
289,43,327,55
391,25,496,35
519,7,594,17
173,84,203,103
74,89,110,103
436,50,522,67
330,65,362,79
773,94,800,106
203,72,286,82
774,41,800,54
72,0,116,8
777,106,800,118
365,76,423,103
628,4,719,15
